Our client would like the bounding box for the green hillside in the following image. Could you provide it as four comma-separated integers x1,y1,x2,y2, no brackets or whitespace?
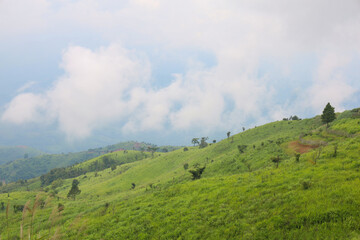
1,109,360,239
0,141,178,183
0,146,43,165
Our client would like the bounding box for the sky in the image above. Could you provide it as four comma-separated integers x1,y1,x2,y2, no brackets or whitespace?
0,0,360,152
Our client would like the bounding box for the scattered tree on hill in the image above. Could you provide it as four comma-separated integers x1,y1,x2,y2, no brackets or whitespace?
189,166,206,180
191,138,199,146
237,145,247,154
183,147,189,152
213,140,216,143
321,102,336,127
147,146,158,157
67,179,81,200
295,153,301,162
183,163,189,170
271,155,281,168
131,183,136,189
199,137,209,148
333,144,338,158
290,115,300,120
227,131,231,139
242,127,245,132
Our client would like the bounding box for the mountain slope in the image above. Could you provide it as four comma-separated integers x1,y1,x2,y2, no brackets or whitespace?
1,109,360,239
0,141,178,183
0,145,43,165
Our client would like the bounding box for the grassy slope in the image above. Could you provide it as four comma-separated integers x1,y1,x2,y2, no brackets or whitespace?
1,113,360,239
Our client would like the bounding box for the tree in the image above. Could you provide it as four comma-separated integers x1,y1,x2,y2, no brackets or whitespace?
191,138,199,146
227,131,231,138
291,115,300,120
321,102,336,127
67,179,81,200
199,137,208,148
271,155,281,168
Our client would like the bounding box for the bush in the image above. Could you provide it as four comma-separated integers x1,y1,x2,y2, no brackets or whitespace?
189,166,206,180
237,145,247,154
302,181,311,190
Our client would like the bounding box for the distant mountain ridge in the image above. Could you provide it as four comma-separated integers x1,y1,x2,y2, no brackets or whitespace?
0,141,180,183
0,146,44,165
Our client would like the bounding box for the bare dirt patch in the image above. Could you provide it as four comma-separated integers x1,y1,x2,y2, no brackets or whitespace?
288,141,318,154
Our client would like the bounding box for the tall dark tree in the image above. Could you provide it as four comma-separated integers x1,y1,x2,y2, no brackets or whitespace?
199,137,208,148
191,138,199,146
227,131,231,138
67,179,81,200
321,103,336,127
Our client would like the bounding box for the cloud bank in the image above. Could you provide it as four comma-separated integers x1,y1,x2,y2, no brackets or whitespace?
1,0,360,141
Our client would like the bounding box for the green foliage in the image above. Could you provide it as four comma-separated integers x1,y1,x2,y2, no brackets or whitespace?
191,138,199,146
199,137,208,149
270,155,281,168
237,145,247,153
302,180,311,190
67,179,81,200
188,166,206,180
321,102,336,126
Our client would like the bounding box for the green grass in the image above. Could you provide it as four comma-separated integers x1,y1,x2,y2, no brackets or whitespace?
1,114,360,239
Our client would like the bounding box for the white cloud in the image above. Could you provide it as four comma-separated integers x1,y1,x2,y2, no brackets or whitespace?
17,81,37,93
1,0,360,142
2,45,151,139
307,53,356,112
2,93,47,124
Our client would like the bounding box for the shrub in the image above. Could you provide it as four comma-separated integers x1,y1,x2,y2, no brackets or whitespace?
189,166,206,180
237,145,247,154
271,156,281,168
183,163,189,170
302,181,311,190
